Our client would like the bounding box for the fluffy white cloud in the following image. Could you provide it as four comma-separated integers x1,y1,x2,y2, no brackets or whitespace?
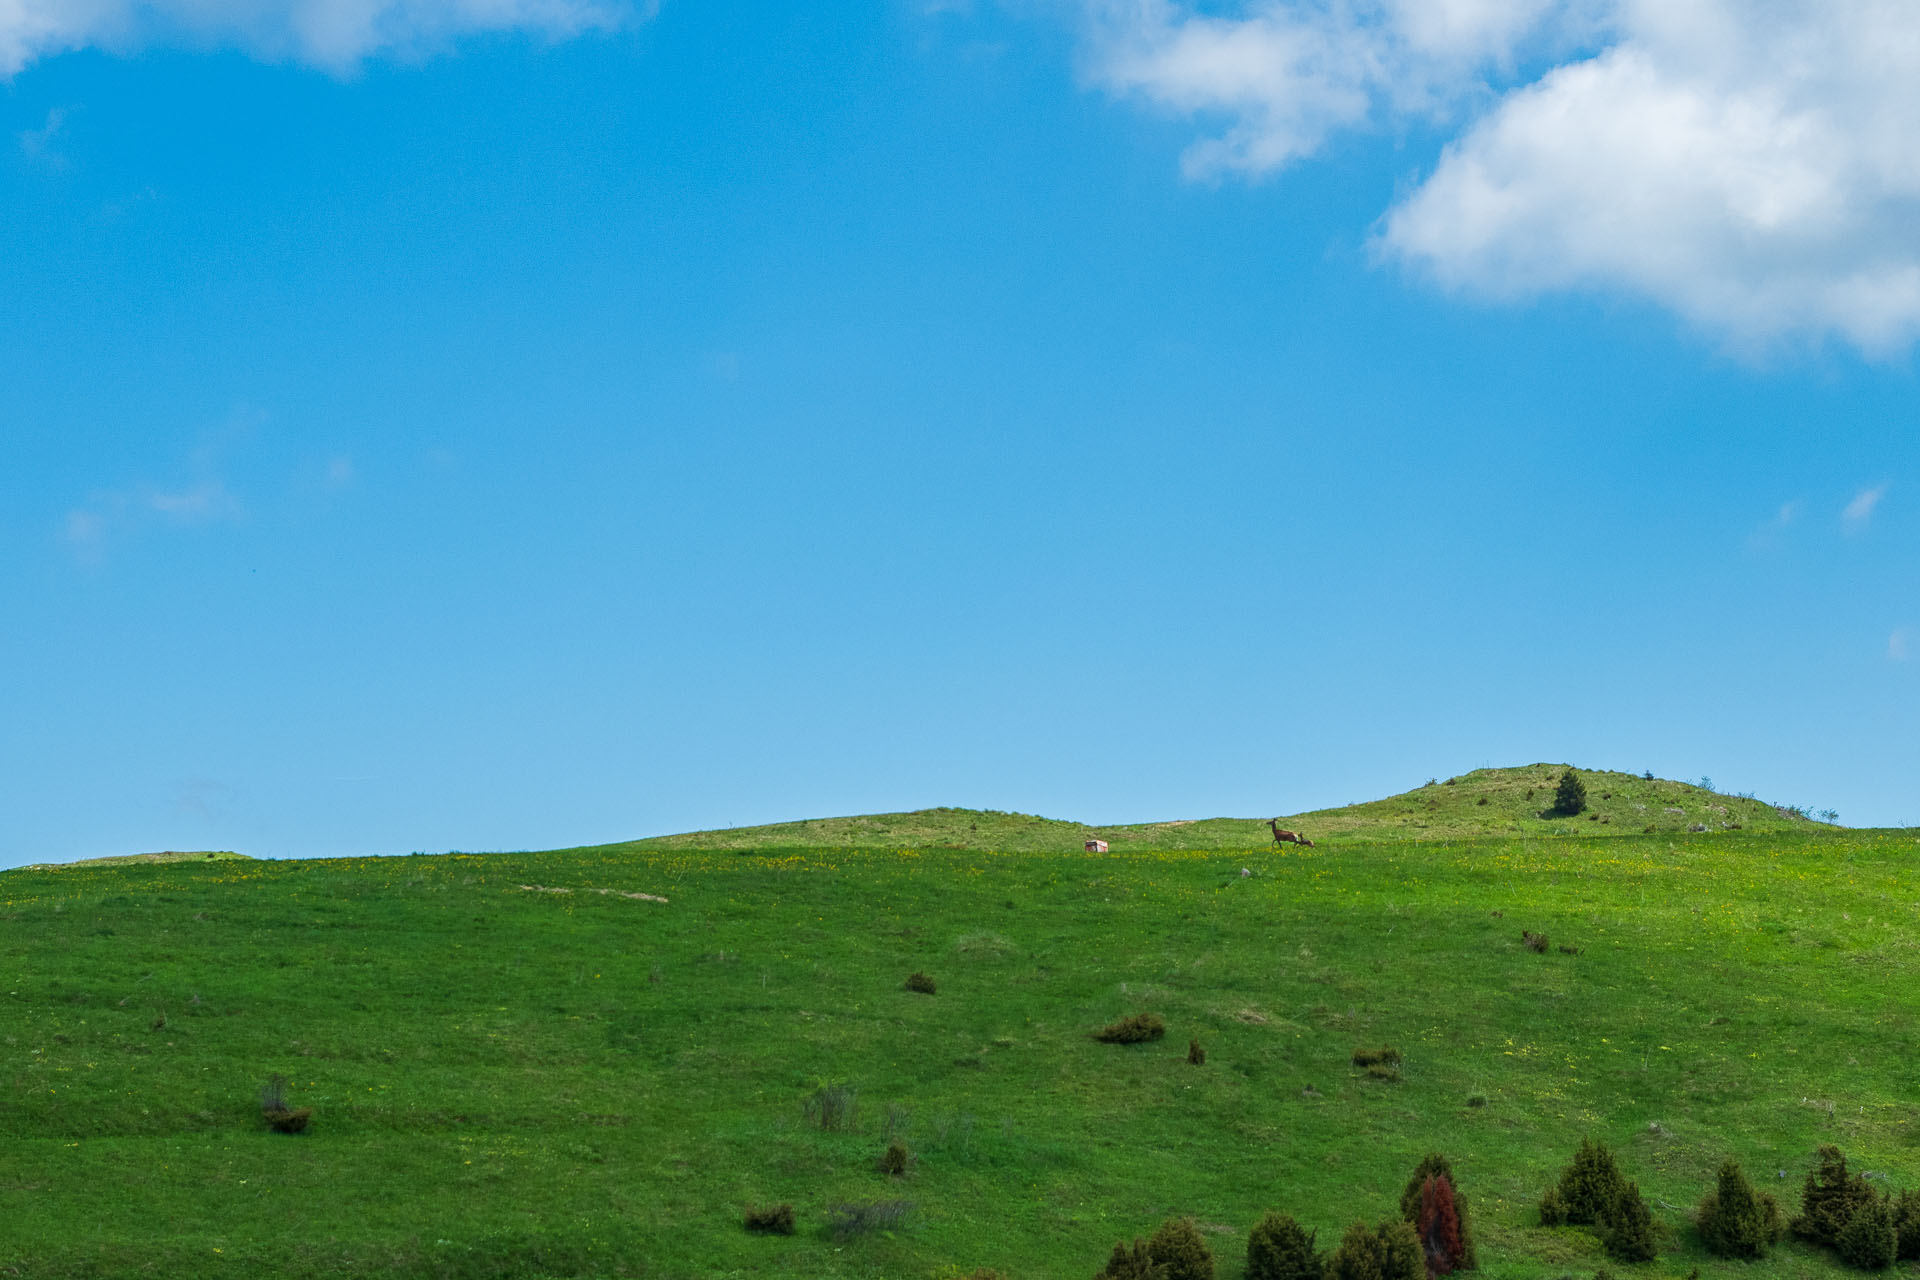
1079,0,1920,353
0,0,646,75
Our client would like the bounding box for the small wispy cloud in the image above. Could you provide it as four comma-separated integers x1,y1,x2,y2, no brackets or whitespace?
1843,483,1888,532
324,456,355,488
1891,629,1911,662
63,416,256,561
17,106,67,166
1748,498,1802,549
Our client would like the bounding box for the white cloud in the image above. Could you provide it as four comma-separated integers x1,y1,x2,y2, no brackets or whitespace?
17,104,65,163
0,0,648,76
1075,0,1920,353
1843,482,1888,530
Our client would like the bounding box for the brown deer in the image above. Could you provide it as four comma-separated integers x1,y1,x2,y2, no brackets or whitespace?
1270,819,1314,848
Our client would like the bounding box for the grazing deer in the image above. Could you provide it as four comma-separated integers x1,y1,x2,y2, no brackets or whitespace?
1270,819,1314,848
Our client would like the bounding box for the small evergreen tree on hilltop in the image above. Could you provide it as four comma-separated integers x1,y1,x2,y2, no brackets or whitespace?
1553,768,1589,816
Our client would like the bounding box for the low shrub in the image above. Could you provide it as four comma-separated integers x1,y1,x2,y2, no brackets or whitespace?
1147,1217,1215,1280
1351,1046,1402,1067
1187,1039,1206,1066
1540,1186,1567,1227
1697,1159,1785,1258
1246,1212,1320,1280
1095,1239,1168,1279
1365,1063,1401,1082
1522,931,1549,953
1551,1138,1629,1226
742,1203,795,1235
1602,1181,1658,1262
1894,1189,1920,1261
1837,1193,1896,1270
259,1075,312,1135
904,971,937,995
1095,1013,1166,1044
1795,1145,1879,1247
877,1139,912,1177
1328,1220,1423,1280
826,1199,912,1241
1557,944,1581,955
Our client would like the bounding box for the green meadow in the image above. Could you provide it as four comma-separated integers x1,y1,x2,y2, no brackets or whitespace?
3,773,1916,1279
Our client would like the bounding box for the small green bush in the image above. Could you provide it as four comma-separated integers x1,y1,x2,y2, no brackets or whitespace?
904,971,936,994
1553,1138,1629,1226
1553,769,1588,816
259,1075,312,1134
1837,1193,1896,1270
1246,1212,1320,1280
877,1138,912,1177
1601,1181,1658,1263
1095,1239,1169,1279
1095,1013,1166,1044
743,1203,795,1235
1522,931,1549,953
1795,1146,1879,1247
1698,1159,1785,1258
1398,1154,1476,1271
1187,1038,1205,1066
1147,1217,1214,1280
1351,1046,1402,1067
1328,1220,1423,1280
1540,1186,1567,1227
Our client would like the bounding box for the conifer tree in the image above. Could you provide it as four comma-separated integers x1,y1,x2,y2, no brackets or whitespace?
1246,1212,1321,1280
1698,1158,1785,1258
1602,1181,1659,1263
1837,1194,1897,1271
1553,768,1588,816
1147,1218,1215,1280
1400,1154,1477,1269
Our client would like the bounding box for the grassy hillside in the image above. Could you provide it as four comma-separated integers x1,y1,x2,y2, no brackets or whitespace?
625,766,1834,853
4,826,1915,1279
18,849,253,871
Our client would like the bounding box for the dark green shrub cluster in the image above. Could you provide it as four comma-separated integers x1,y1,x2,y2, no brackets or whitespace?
1836,1195,1897,1270
1095,1013,1166,1044
1095,1238,1168,1279
742,1203,794,1235
1540,1139,1657,1262
1147,1217,1215,1280
1896,1189,1920,1261
1351,1046,1402,1068
904,971,936,994
1522,931,1548,953
1548,1139,1628,1225
1246,1212,1320,1280
1697,1159,1785,1258
1187,1039,1205,1066
1326,1219,1423,1280
1794,1145,1879,1247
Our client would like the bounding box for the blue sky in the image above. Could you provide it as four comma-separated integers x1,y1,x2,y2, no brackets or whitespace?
3,1,1915,866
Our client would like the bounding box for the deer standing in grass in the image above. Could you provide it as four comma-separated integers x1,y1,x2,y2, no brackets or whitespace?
1270,819,1313,848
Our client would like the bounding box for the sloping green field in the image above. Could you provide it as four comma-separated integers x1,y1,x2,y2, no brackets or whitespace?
3,822,1915,1278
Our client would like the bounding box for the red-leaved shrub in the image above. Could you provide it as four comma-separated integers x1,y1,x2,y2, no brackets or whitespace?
1418,1175,1465,1277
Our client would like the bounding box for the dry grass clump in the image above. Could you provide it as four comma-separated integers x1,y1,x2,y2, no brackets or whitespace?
826,1198,912,1240
904,971,937,994
1351,1046,1402,1068
1522,931,1549,953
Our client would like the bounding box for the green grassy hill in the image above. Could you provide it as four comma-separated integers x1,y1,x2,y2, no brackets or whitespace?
623,766,1834,853
4,813,1914,1279
18,849,253,871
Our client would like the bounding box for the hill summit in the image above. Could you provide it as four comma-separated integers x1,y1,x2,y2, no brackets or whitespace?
620,764,1834,853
